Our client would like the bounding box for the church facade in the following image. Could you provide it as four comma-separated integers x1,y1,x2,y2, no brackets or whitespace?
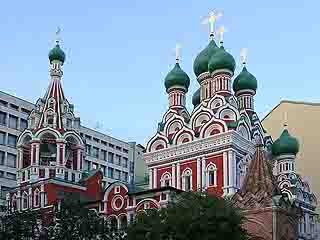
6,13,318,240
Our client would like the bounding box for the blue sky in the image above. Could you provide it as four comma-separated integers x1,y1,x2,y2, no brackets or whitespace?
0,0,319,145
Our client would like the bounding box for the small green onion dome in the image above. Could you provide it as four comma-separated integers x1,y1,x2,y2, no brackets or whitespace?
208,46,236,74
49,44,66,64
164,63,190,92
193,40,218,77
192,88,200,107
233,66,257,92
272,129,299,156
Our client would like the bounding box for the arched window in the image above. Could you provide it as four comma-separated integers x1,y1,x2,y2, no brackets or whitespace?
182,169,192,191
206,164,217,187
182,138,189,143
210,129,220,136
119,215,128,230
109,216,118,230
22,192,28,210
34,189,40,207
160,173,172,187
155,144,164,151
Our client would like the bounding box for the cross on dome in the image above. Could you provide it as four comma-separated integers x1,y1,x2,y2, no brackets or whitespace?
240,48,248,65
55,27,61,45
201,10,223,40
175,43,182,63
217,26,226,45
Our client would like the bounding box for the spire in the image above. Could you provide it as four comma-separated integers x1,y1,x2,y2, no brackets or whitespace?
232,144,281,209
55,27,61,45
283,111,288,129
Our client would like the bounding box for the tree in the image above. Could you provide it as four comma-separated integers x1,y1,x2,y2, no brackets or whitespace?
126,192,249,240
0,210,41,240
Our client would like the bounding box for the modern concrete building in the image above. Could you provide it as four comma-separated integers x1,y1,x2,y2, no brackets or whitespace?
0,90,145,208
262,100,320,211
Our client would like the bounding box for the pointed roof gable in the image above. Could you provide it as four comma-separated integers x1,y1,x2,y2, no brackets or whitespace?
233,144,281,209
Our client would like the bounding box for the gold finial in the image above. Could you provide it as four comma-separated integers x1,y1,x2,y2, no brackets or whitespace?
55,27,61,45
217,26,226,45
201,10,223,40
175,43,182,63
240,48,248,65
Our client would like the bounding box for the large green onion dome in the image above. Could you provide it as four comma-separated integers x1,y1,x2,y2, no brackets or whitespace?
208,46,236,74
233,66,257,92
192,88,200,107
164,63,190,92
193,40,218,77
49,44,66,64
272,129,299,156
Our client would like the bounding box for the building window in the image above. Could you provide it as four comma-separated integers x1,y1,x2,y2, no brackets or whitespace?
7,153,16,168
92,147,99,159
7,134,17,148
101,141,107,146
123,157,128,168
84,160,90,171
109,143,114,149
7,173,16,180
123,148,129,154
0,100,8,107
34,189,40,207
12,194,17,210
0,132,5,145
101,150,107,161
115,155,121,165
21,108,30,115
206,164,217,187
20,119,28,130
108,168,114,178
0,111,6,126
8,115,18,129
114,169,121,180
93,137,99,143
92,163,98,170
182,169,192,191
122,172,128,182
108,152,114,163
160,173,172,187
116,146,121,151
86,144,91,155
22,192,28,210
9,104,19,111
101,165,107,177
0,152,4,165
72,173,75,182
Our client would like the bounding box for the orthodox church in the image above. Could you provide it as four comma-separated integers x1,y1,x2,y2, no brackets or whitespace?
6,12,318,240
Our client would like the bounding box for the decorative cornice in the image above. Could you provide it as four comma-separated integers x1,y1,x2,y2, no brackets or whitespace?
144,131,255,165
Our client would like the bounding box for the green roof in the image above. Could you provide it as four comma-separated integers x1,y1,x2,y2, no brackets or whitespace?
233,66,257,92
272,129,299,156
208,46,236,74
226,120,238,129
192,88,200,107
164,63,190,91
49,44,66,64
193,40,218,77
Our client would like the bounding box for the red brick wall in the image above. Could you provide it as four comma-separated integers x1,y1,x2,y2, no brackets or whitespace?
206,154,224,196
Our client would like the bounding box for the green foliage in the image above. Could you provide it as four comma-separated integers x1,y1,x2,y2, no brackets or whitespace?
126,192,249,240
0,210,42,240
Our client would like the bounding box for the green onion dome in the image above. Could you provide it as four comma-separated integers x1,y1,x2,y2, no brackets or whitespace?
208,46,236,74
164,63,190,92
192,88,200,107
233,66,257,92
49,44,66,64
272,129,299,156
193,40,218,77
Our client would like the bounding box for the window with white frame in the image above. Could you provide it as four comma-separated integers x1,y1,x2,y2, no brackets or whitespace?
206,164,217,187
22,192,28,210
34,189,40,207
160,172,172,187
182,169,192,191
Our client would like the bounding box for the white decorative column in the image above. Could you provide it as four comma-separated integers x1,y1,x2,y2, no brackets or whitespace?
17,147,23,170
35,143,40,165
176,163,181,189
28,188,32,209
149,169,153,189
77,147,82,171
17,190,21,211
197,158,201,190
228,150,236,194
223,151,228,195
56,143,61,166
201,157,206,190
153,168,157,189
40,184,45,208
62,143,66,165
30,144,35,165
171,164,176,188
